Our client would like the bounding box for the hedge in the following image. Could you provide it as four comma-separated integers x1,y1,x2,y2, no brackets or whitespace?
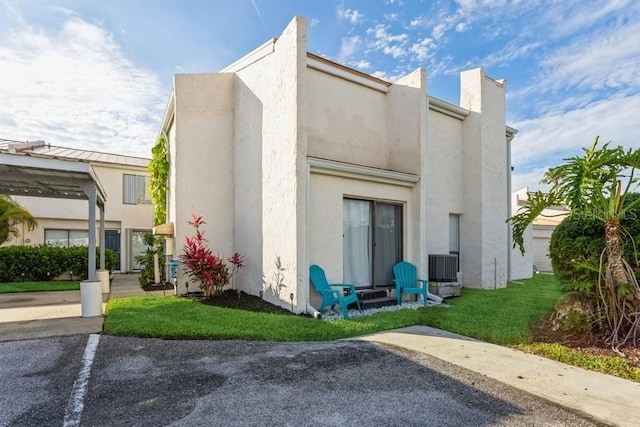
0,246,117,283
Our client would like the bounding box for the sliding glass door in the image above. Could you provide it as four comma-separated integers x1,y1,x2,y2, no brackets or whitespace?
343,199,402,288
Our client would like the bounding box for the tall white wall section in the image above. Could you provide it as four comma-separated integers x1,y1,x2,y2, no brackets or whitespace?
460,69,509,289
172,73,235,294
387,69,427,276
232,17,308,311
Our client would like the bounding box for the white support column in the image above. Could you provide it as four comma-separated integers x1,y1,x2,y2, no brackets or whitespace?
83,183,97,281
99,203,105,270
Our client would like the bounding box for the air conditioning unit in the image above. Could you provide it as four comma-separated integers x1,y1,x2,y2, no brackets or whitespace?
428,254,458,282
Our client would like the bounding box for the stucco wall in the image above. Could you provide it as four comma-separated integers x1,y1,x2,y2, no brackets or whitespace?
460,69,509,289
305,69,389,170
233,77,263,296
231,17,308,310
305,68,422,176
172,72,235,293
426,110,464,256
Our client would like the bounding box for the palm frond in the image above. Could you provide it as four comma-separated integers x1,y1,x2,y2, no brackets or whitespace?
508,190,562,255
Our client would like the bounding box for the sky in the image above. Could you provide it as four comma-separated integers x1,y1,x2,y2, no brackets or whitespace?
1,0,639,191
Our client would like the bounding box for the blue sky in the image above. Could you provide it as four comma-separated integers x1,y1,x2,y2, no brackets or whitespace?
1,0,639,191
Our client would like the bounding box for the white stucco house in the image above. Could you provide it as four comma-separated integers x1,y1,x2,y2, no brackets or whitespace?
0,140,154,272
158,16,518,313
511,187,569,274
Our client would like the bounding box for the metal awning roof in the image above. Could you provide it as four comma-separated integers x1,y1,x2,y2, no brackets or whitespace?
0,151,107,205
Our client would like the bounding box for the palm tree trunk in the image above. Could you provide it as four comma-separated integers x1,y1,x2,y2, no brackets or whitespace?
604,219,628,286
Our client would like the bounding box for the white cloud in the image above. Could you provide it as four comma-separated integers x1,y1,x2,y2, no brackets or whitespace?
473,40,541,69
367,24,409,58
432,23,447,40
0,15,165,157
384,13,399,21
410,38,435,61
350,59,371,70
409,16,424,28
384,45,406,58
309,18,320,28
541,19,640,92
371,70,410,83
250,0,263,23
337,35,360,62
546,0,633,38
337,8,364,25
511,93,640,171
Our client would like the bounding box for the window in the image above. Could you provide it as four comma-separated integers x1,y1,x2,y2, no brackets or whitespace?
45,229,89,247
449,214,461,271
123,174,151,205
129,230,150,270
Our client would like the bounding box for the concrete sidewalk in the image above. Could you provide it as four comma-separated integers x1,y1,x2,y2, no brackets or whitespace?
0,274,156,341
359,325,640,427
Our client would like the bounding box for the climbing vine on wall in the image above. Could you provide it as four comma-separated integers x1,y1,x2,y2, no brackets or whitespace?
149,131,169,225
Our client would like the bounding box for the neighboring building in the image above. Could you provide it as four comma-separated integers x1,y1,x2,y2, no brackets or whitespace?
158,16,517,313
511,187,570,274
0,140,154,272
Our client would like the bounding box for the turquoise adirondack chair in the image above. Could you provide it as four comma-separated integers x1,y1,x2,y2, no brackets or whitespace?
309,265,362,319
393,261,429,306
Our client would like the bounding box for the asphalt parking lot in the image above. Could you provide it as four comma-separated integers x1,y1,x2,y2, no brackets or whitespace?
0,335,602,427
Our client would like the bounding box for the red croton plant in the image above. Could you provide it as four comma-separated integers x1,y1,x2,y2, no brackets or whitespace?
179,214,244,297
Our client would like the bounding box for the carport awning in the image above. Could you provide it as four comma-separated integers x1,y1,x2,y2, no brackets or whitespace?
0,152,106,205
0,150,108,282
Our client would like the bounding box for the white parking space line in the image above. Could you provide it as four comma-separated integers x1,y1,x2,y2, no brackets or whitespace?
63,334,100,427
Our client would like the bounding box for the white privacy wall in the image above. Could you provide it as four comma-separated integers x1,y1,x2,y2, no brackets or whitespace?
171,73,236,294
460,69,509,288
231,17,308,310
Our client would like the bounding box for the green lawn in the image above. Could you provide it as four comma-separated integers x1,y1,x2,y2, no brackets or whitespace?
0,281,80,293
104,275,562,342
421,274,563,345
104,297,425,341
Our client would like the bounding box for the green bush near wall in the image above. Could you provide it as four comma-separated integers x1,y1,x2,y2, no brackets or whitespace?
0,246,117,283
549,192,640,287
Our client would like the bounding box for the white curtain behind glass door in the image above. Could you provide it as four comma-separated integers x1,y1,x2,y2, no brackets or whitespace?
343,199,372,286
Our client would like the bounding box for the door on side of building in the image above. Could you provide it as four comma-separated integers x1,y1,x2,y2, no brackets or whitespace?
105,229,121,271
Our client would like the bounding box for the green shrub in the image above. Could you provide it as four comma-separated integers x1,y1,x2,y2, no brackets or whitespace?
549,192,640,291
0,245,117,282
134,233,164,285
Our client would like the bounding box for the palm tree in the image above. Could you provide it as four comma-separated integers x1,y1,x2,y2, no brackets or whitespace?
0,195,38,245
510,137,640,350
